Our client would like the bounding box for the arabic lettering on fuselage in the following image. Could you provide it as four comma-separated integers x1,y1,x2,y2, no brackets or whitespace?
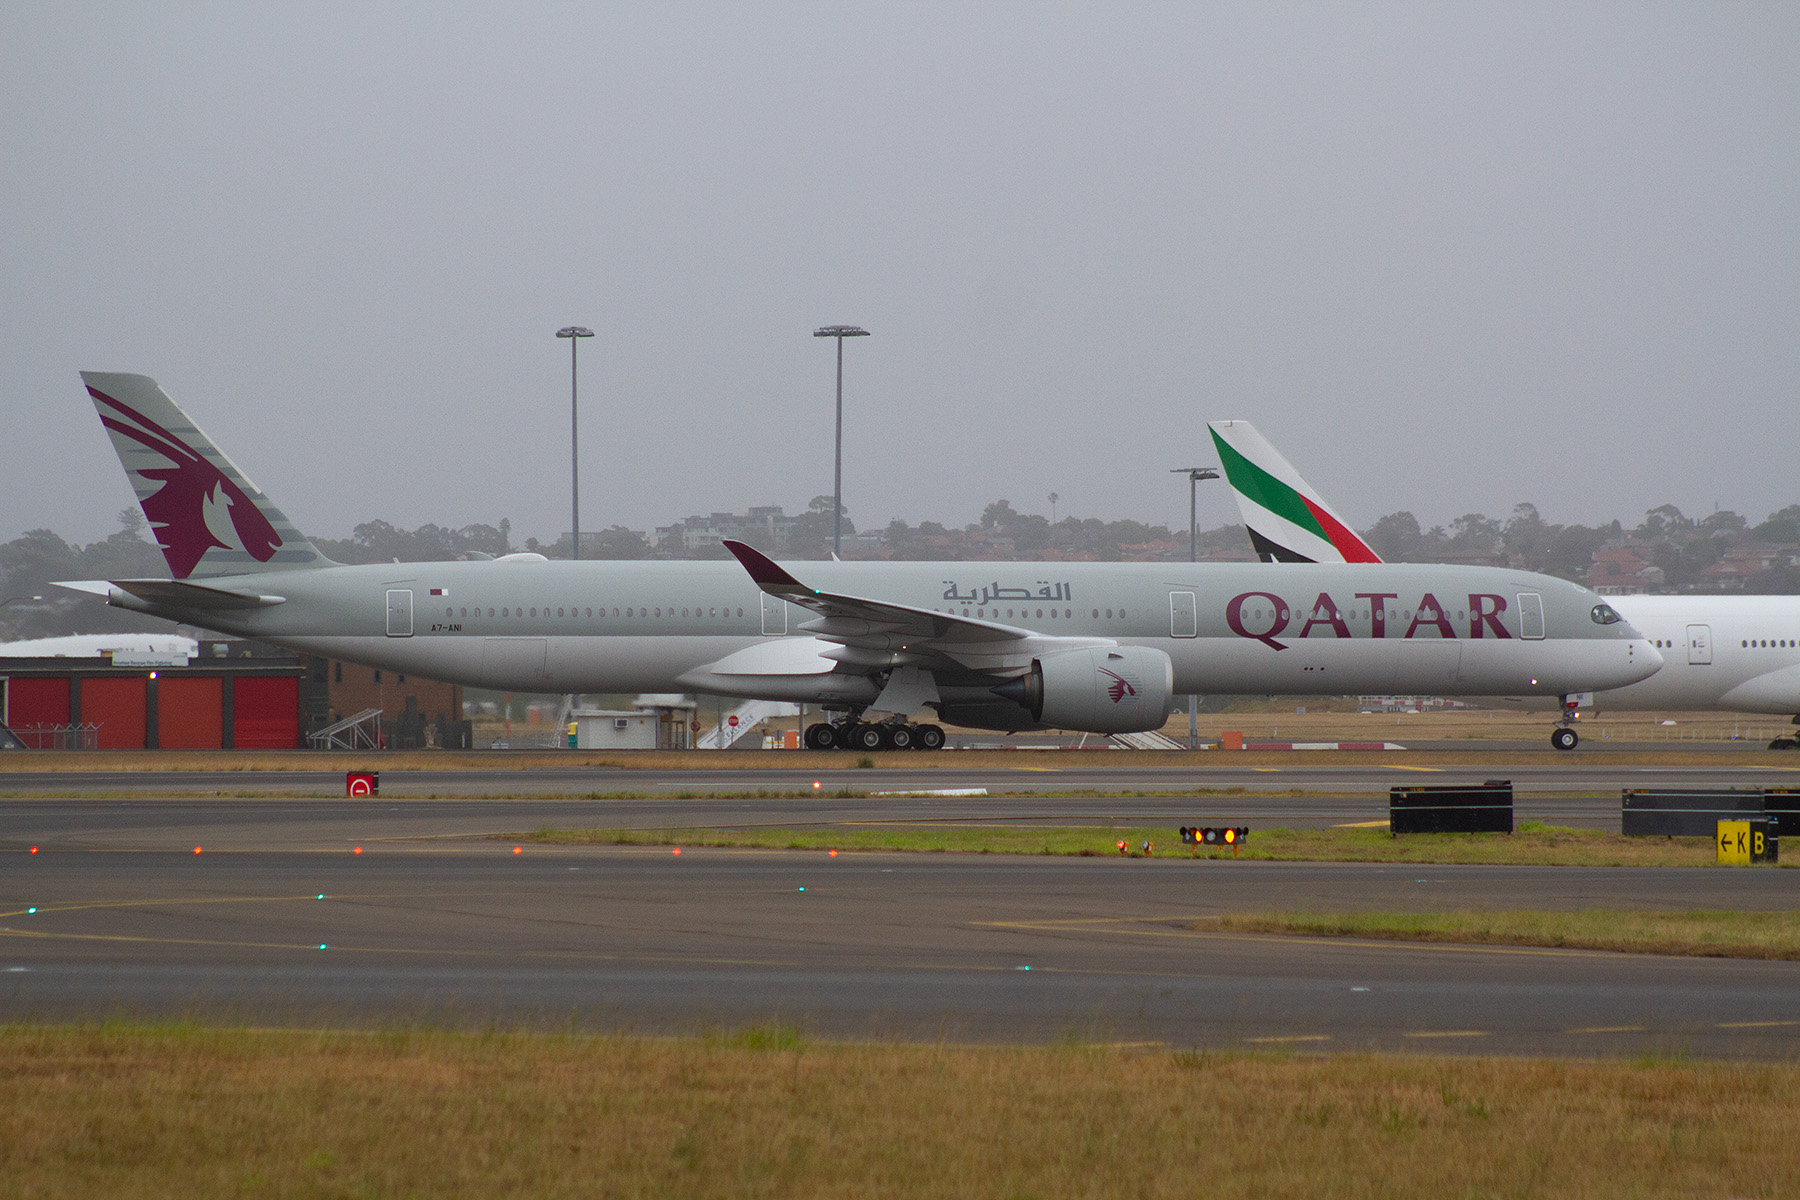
941,580,1072,605
1227,590,1515,651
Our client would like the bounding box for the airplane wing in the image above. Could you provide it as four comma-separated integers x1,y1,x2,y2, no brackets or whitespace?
721,540,1112,677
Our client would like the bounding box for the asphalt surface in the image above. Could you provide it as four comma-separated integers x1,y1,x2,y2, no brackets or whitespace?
4,768,1799,1058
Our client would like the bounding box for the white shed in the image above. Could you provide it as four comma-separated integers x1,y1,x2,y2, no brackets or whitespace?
571,709,660,750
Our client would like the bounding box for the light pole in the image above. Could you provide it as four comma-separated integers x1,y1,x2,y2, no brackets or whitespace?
556,326,594,560
1170,466,1220,748
813,325,869,556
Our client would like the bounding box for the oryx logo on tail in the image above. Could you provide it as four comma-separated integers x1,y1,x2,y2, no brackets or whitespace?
89,385,283,578
78,372,332,580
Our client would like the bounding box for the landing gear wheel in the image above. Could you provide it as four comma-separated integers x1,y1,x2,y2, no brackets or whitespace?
803,722,838,751
850,724,885,753
1551,727,1578,751
915,724,946,751
887,724,914,750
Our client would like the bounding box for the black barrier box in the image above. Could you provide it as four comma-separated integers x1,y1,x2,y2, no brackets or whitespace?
1763,789,1800,839
1389,781,1513,834
1621,789,1762,837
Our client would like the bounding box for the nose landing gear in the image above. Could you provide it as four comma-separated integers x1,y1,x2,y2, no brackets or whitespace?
1551,695,1581,750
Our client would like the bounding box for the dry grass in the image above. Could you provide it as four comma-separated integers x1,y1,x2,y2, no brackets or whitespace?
2,1024,1797,1199
520,822,1728,867
5,703,1800,775
1208,909,1800,960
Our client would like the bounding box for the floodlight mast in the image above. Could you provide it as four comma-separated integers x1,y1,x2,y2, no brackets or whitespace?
1170,465,1220,748
814,325,869,556
556,326,595,560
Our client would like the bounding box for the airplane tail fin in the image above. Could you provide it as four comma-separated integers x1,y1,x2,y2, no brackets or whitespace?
81,372,333,579
1207,420,1382,564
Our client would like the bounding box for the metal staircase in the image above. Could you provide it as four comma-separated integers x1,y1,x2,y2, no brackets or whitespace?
307,707,383,750
696,699,799,749
1108,729,1187,750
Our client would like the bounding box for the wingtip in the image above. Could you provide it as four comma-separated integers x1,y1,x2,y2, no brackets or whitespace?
721,539,801,587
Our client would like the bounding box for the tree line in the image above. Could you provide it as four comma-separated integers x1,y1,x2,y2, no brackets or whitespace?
6,497,1799,640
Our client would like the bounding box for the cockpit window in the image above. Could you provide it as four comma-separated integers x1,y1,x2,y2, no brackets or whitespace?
1591,603,1622,625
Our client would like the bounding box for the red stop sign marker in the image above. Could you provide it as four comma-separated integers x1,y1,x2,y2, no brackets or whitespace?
728,715,739,727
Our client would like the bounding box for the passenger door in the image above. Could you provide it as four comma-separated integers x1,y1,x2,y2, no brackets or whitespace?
385,589,413,638
1515,593,1545,640
760,592,788,636
1169,591,1197,638
1687,624,1712,665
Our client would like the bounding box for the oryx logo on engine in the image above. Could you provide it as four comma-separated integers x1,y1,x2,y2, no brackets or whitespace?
1099,667,1138,704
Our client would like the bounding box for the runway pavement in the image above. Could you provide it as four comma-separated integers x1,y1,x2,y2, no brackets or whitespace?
4,780,1799,1058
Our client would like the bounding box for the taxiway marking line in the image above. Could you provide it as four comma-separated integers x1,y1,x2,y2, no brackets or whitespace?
1403,1030,1487,1039
1718,1020,1799,1029
1567,1025,1647,1034
1243,1034,1332,1044
973,916,1660,960
1386,765,1444,773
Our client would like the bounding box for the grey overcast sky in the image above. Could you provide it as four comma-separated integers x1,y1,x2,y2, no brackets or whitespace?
4,3,1798,549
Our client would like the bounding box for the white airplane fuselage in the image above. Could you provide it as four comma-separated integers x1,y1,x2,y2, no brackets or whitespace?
1569,594,1800,715
107,556,1661,709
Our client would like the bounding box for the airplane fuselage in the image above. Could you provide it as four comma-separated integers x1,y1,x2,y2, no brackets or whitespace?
1554,594,1800,715
112,557,1659,711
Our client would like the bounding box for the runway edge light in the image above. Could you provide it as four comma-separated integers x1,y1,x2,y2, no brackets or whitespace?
1180,827,1250,856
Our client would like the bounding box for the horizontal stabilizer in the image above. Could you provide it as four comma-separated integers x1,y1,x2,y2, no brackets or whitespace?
54,578,285,612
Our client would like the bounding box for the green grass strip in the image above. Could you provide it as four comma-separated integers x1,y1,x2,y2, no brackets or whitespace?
518,821,1733,867
1205,908,1800,960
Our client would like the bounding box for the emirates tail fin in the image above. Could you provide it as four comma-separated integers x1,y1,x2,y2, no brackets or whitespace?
1207,420,1382,564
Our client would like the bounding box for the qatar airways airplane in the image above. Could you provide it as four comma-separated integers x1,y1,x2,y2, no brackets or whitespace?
58,372,1660,750
1209,418,1800,749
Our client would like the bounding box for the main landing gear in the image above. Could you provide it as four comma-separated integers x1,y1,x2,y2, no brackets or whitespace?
804,718,946,751
1551,695,1581,751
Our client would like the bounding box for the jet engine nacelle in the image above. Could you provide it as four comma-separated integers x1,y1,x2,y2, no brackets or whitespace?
994,645,1175,734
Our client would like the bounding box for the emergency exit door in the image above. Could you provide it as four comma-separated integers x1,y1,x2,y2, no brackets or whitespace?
386,589,414,637
1687,624,1712,665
